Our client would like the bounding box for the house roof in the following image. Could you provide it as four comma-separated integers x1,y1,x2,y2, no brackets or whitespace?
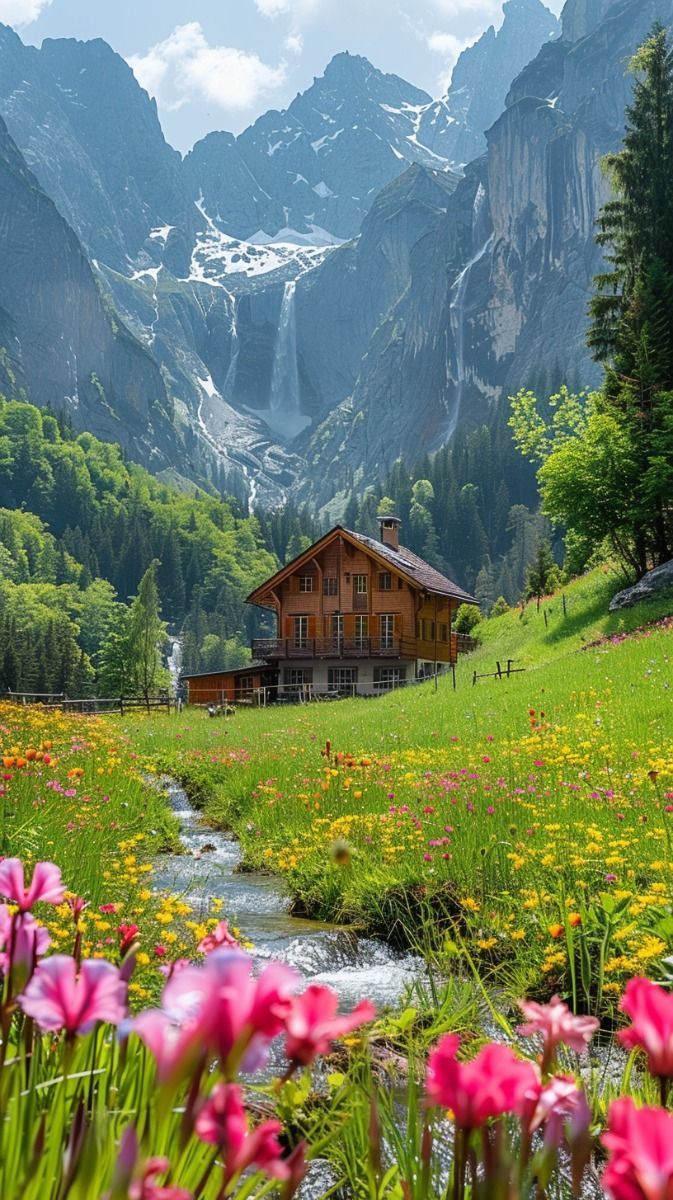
246,525,477,607
181,661,270,680
345,530,477,604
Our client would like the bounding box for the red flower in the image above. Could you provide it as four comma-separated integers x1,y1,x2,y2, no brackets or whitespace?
198,920,239,955
117,924,140,955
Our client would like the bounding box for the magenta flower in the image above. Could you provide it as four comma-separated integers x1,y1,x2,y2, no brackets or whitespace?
131,1008,204,1085
518,995,599,1072
602,1096,673,1199
0,904,50,984
427,1035,539,1129
285,985,376,1066
0,859,65,911
128,1159,192,1200
20,955,126,1036
618,978,673,1078
132,950,298,1080
195,1083,298,1185
198,920,239,954
529,1074,591,1151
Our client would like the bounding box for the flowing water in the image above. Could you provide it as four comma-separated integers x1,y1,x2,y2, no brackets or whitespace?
262,281,311,440
153,779,423,1010
166,639,183,696
224,291,240,404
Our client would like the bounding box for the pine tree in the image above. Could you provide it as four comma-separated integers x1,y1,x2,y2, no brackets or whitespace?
127,560,168,706
588,25,673,568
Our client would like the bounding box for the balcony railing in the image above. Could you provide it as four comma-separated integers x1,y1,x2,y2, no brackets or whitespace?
252,636,417,661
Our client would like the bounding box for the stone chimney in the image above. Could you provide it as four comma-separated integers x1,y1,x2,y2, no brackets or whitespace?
379,515,401,550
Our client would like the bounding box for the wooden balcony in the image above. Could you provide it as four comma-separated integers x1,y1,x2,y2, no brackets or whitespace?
252,636,418,661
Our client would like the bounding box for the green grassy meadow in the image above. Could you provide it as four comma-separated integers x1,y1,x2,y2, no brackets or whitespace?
122,568,673,1017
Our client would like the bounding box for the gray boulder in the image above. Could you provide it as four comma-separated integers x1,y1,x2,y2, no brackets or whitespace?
609,561,673,610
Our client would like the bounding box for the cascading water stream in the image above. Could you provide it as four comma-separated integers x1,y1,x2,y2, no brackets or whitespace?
262,281,310,439
223,291,239,403
152,779,423,1010
447,183,493,439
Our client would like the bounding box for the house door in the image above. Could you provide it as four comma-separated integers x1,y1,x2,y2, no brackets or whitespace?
379,613,395,649
355,614,369,649
293,615,309,649
352,573,368,611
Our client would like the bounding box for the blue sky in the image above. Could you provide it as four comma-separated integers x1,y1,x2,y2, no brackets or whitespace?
1,0,564,151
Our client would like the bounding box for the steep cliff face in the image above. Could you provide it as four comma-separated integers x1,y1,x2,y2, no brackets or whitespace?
417,0,559,167
298,0,673,507
183,52,459,243
0,24,198,273
0,115,179,466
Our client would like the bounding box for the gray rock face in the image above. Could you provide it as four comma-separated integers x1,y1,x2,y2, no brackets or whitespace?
417,0,559,167
0,24,198,273
0,114,178,467
609,561,673,610
296,0,673,503
184,52,459,243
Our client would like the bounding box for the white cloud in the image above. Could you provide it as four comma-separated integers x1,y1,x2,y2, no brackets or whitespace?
0,0,51,25
284,32,304,55
128,22,287,114
426,28,477,92
431,0,501,15
254,0,291,12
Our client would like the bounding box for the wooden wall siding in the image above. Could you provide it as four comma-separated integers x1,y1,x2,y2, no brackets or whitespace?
186,671,268,704
258,536,465,664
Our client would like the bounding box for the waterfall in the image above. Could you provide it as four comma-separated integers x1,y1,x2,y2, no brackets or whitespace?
447,180,494,439
167,638,183,696
263,281,310,439
223,291,239,404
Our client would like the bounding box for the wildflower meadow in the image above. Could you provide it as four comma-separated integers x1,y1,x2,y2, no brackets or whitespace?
2,569,673,1196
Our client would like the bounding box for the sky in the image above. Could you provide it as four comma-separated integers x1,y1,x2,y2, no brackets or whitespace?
0,0,564,152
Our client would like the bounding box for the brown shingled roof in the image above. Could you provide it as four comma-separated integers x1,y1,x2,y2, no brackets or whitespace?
345,529,477,604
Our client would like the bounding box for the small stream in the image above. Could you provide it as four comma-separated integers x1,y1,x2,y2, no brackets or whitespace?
153,779,423,1010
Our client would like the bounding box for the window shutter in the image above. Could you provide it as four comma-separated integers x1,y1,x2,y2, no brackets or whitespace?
307,616,317,639
283,616,293,638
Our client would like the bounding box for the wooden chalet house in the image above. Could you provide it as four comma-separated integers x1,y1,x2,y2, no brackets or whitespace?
244,517,478,698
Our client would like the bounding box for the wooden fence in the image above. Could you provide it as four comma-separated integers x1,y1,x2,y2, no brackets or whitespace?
1,693,174,715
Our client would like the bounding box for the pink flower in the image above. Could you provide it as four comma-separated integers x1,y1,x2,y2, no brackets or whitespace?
132,950,298,1080
195,1084,295,1184
530,1074,591,1149
285,985,375,1066
0,905,50,983
427,1035,539,1129
618,978,673,1078
130,1008,204,1085
518,995,599,1070
198,920,239,954
602,1097,673,1200
0,859,64,911
20,955,126,1036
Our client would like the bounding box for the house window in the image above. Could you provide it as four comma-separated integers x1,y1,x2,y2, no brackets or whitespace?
439,623,448,642
299,576,313,592
378,571,392,591
398,578,404,590
380,614,395,649
374,666,406,691
355,615,369,646
353,574,368,594
323,577,338,596
293,616,309,648
285,668,313,686
332,614,344,640
328,667,358,691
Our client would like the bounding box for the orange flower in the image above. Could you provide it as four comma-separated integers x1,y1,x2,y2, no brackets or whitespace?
25,748,37,761
568,913,582,928
548,924,565,939
42,741,53,751
2,757,15,768
15,757,27,769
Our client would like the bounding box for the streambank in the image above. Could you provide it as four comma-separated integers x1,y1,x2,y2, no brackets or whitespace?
153,778,424,1009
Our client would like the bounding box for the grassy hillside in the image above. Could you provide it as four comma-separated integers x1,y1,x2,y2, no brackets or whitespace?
125,567,673,1015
